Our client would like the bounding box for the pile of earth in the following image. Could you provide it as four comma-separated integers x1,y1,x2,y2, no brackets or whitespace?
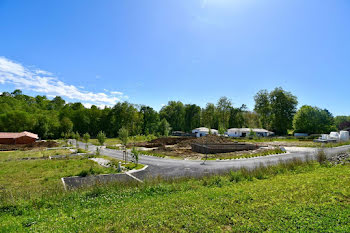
176,135,234,148
0,140,59,151
133,137,194,148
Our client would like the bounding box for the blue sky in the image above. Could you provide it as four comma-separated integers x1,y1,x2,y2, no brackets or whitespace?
0,0,349,115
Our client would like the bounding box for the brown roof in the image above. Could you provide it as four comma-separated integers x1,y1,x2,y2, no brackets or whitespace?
0,131,39,139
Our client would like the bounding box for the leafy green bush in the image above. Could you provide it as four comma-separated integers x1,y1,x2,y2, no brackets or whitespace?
77,148,87,153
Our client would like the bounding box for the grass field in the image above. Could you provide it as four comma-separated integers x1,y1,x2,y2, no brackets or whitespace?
0,150,146,201
0,150,118,200
0,149,71,162
1,159,350,232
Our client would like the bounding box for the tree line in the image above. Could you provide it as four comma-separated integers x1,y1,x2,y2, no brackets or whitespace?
0,88,347,139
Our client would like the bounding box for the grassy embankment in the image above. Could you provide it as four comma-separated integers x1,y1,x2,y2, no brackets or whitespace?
136,148,286,160
90,135,157,147
0,150,141,200
233,137,350,148
1,157,350,232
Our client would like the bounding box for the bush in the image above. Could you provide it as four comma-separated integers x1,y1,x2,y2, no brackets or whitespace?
316,150,327,164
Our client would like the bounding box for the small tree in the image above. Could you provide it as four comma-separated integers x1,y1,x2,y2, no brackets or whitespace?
249,129,256,138
83,133,90,151
75,132,80,149
218,123,225,135
158,118,171,137
131,147,139,165
119,127,129,163
119,127,129,147
97,131,106,146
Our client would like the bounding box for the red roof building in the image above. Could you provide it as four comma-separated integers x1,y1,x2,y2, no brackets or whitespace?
0,131,39,144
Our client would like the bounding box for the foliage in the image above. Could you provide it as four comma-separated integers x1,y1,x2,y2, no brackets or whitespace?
83,133,90,150
201,103,216,129
96,131,106,146
184,104,201,132
254,89,271,129
216,96,232,130
293,105,336,134
254,88,298,135
140,106,159,135
131,147,139,164
158,118,171,137
334,115,350,130
159,101,185,131
118,127,129,147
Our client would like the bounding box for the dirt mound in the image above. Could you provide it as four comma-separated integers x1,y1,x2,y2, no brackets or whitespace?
133,137,194,148
0,140,59,151
176,135,233,147
149,137,193,145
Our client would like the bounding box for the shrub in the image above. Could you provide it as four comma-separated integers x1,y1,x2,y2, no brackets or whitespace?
316,150,327,164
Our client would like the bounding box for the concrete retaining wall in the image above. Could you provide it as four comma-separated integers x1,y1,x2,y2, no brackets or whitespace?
191,143,259,154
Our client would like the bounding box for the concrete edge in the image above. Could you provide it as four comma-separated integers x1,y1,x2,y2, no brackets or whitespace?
61,177,67,191
127,164,149,174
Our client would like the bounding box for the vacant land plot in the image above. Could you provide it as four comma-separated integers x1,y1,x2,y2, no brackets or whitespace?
0,151,117,199
1,161,350,232
0,149,71,161
0,149,146,200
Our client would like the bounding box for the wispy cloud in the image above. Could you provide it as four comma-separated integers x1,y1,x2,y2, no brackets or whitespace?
0,56,125,107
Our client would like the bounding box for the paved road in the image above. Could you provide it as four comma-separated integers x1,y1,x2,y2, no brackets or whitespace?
75,140,350,181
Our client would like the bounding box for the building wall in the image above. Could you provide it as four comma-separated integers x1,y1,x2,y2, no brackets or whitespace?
15,136,36,144
0,138,16,144
0,136,36,144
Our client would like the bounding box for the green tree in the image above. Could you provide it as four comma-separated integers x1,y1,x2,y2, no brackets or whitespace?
109,102,142,137
97,131,106,146
159,101,185,131
140,106,160,135
293,105,336,134
83,133,90,150
201,103,216,129
131,147,139,165
334,116,350,130
74,132,80,148
158,118,171,136
229,105,246,128
118,127,129,147
0,110,36,132
60,117,73,135
254,90,272,129
216,97,232,130
269,88,298,135
184,104,201,132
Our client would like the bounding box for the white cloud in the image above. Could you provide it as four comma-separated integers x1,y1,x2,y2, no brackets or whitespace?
0,57,126,107
110,91,123,95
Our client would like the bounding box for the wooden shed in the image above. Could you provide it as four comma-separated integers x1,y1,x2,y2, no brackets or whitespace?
0,131,39,144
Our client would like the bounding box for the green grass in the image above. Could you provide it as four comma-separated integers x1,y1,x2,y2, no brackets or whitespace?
136,150,166,158
204,148,286,160
1,159,350,232
100,156,145,170
308,140,350,148
233,137,350,148
90,135,157,147
0,150,117,200
0,149,71,162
